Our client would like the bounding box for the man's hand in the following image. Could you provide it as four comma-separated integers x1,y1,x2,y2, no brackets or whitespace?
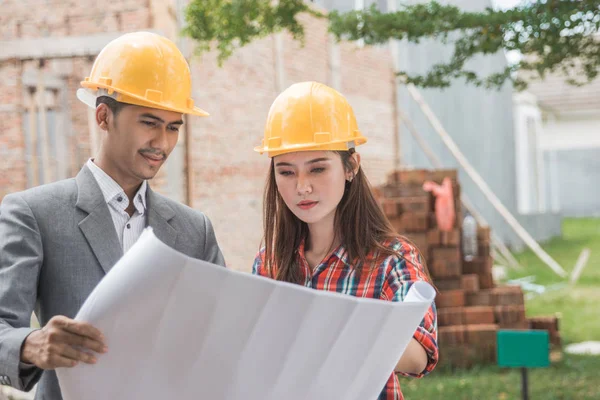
20,315,107,370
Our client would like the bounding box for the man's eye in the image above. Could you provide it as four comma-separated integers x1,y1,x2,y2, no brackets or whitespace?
141,121,156,127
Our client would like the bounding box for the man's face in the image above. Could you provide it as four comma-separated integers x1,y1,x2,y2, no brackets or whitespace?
100,104,184,183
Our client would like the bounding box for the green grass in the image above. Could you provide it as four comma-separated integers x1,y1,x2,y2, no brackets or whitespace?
400,354,599,399
401,218,600,399
507,217,600,287
507,217,600,345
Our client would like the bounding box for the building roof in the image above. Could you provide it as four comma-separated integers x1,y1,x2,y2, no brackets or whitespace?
526,72,600,117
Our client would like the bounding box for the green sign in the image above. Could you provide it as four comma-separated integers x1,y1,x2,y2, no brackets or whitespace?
497,330,550,368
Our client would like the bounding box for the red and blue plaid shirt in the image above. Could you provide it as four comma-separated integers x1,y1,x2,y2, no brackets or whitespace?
252,237,439,400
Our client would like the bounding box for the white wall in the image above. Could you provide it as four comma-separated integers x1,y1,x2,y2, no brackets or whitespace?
513,92,547,214
539,114,600,151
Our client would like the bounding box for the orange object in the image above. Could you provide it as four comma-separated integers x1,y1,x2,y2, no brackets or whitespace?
423,177,456,232
77,31,209,116
254,81,368,157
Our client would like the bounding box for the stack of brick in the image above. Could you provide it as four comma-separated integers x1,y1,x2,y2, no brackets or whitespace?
529,316,562,349
376,168,544,369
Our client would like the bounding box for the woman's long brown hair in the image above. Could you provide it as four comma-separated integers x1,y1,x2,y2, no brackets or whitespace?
262,150,431,285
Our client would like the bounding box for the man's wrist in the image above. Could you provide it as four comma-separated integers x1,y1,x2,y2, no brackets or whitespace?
19,329,40,365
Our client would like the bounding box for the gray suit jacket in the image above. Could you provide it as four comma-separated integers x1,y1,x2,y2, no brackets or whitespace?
0,165,225,399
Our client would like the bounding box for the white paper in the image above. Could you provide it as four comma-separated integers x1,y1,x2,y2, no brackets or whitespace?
57,228,435,400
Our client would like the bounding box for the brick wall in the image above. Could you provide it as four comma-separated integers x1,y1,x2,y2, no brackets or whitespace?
0,0,154,198
188,12,396,271
0,1,397,273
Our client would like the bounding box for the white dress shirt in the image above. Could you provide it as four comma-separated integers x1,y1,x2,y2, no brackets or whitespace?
86,159,147,253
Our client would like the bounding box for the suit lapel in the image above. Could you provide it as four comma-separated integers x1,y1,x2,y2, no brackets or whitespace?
146,187,178,249
75,166,123,275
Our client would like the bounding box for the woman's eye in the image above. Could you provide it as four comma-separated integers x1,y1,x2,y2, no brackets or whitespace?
311,167,325,174
278,170,294,176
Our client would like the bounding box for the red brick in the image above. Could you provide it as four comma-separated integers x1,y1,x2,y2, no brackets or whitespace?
427,229,441,246
428,212,437,229
389,169,431,185
439,343,496,368
461,274,480,292
429,169,458,184
391,212,429,233
492,286,524,306
478,243,491,257
501,321,530,330
479,271,495,289
434,278,463,291
465,324,499,345
430,259,462,279
494,305,526,326
477,226,491,244
437,307,464,326
463,306,495,325
436,290,466,309
438,326,466,345
528,316,559,332
431,247,461,262
380,199,400,218
396,195,431,213
528,316,562,346
439,345,477,368
440,229,460,246
463,256,493,275
381,184,428,198
406,233,427,253
466,290,493,306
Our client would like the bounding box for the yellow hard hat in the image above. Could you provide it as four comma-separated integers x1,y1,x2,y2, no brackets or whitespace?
77,31,208,116
255,81,367,157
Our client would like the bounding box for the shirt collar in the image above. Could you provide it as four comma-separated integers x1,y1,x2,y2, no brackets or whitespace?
297,238,351,268
86,159,147,214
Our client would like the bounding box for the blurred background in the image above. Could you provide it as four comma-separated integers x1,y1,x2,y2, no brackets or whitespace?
0,0,598,398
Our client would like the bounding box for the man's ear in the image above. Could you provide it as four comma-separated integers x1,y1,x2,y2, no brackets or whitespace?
95,104,110,132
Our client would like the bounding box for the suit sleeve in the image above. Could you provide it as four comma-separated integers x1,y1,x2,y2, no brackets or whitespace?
0,193,44,391
201,214,226,267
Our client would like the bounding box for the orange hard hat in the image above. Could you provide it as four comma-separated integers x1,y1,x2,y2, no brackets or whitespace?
77,31,208,116
255,81,367,157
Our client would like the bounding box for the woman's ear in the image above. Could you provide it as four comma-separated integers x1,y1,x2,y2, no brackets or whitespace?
351,152,361,176
346,152,361,182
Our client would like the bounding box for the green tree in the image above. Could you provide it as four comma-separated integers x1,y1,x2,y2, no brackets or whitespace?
184,0,600,90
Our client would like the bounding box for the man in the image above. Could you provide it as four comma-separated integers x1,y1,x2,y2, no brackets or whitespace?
0,32,225,399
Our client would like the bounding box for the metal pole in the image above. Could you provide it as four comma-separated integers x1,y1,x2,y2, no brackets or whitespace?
521,367,529,400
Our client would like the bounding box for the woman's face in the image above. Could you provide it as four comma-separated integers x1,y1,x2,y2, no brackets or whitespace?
273,151,351,225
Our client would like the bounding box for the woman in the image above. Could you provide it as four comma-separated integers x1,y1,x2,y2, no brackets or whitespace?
252,81,438,400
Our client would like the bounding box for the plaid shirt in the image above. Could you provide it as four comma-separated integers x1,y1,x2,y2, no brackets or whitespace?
252,237,438,400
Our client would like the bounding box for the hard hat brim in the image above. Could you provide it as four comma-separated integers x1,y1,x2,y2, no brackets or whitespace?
254,136,367,158
77,87,209,117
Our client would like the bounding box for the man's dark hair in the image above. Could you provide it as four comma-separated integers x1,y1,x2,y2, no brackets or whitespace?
96,96,128,117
